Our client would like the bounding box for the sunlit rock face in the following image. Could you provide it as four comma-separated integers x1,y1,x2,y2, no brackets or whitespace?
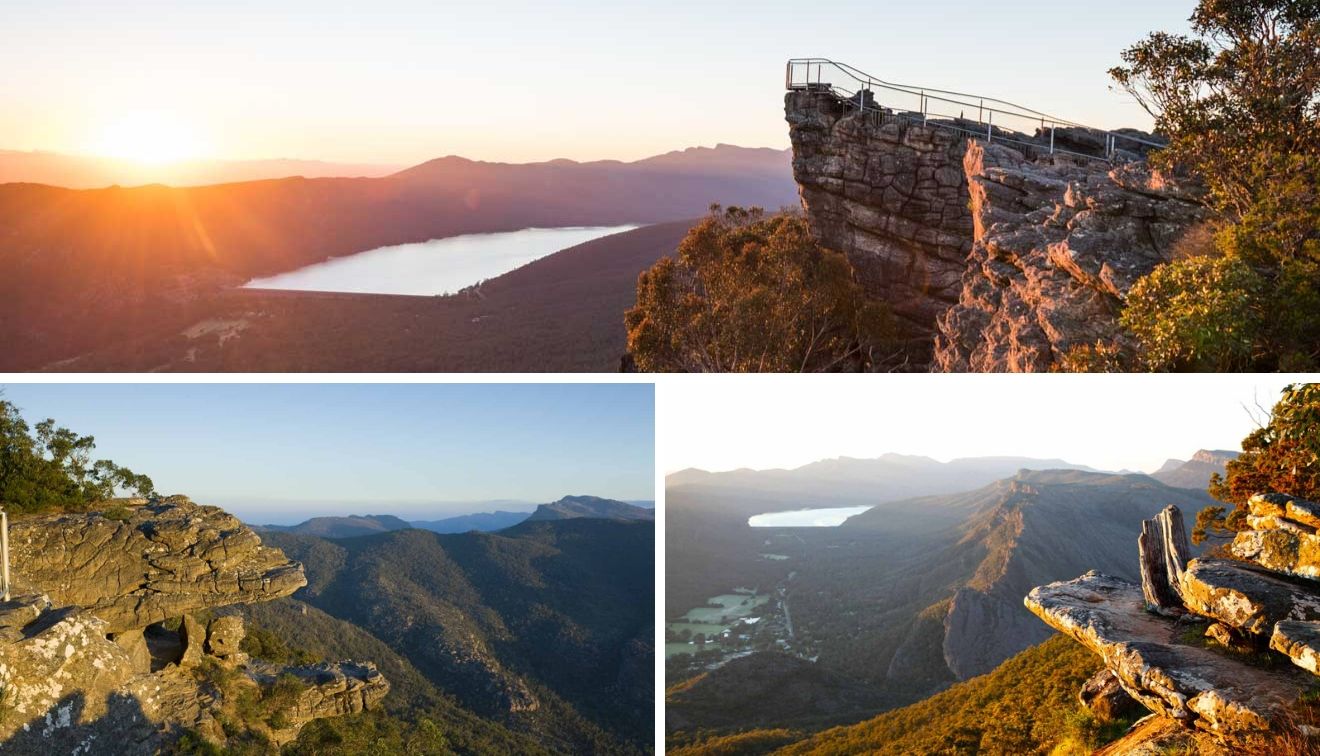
1026,495,1320,752
0,498,387,754
785,90,973,365
785,89,1205,371
8,496,306,633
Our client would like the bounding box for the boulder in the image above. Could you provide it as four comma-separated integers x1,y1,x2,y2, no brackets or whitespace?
207,615,246,658
248,660,390,744
8,497,307,633
179,613,204,668
1079,668,1142,721
1025,571,1313,735
112,627,152,673
1271,620,1320,676
1179,558,1320,635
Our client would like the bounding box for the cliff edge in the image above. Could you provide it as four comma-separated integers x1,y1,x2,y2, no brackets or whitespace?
0,496,388,754
785,88,1206,371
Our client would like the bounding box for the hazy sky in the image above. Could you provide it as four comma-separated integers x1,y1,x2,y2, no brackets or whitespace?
1,1,1192,164
661,376,1304,475
0,382,654,523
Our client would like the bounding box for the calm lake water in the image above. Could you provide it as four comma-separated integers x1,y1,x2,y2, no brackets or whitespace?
747,506,873,527
244,225,637,296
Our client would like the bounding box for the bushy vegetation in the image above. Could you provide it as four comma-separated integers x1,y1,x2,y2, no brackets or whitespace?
1110,0,1320,371
0,398,154,513
760,635,1113,755
626,207,897,372
1194,382,1320,543
241,623,322,666
668,728,802,756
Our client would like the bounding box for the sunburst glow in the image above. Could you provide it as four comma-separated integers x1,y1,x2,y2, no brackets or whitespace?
89,112,208,164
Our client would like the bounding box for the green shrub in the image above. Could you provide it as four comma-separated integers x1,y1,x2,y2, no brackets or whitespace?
1121,256,1265,371
102,505,132,522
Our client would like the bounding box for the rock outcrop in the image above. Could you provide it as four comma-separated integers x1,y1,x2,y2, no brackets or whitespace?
0,498,388,754
785,88,1207,371
8,496,306,633
1027,496,1320,750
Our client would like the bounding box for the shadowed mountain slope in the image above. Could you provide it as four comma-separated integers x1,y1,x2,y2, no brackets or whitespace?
265,518,653,754
2,144,793,370
666,468,1214,742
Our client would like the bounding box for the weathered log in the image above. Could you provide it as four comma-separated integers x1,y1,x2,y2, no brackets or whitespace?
1139,505,1190,615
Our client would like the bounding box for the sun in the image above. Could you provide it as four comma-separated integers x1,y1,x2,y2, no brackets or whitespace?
90,111,209,165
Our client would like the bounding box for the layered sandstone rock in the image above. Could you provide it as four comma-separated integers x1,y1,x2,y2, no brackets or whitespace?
1232,493,1320,579
0,499,387,753
1025,571,1309,735
1027,495,1320,750
935,144,1206,371
785,88,1207,371
784,89,973,361
8,496,306,633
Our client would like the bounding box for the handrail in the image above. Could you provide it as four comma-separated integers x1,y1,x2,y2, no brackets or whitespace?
786,58,1163,162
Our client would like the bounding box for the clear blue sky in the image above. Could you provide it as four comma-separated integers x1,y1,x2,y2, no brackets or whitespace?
1,0,1194,164
0,383,654,524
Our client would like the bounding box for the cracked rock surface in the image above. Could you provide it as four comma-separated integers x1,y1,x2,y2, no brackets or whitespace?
8,496,306,633
785,88,1206,371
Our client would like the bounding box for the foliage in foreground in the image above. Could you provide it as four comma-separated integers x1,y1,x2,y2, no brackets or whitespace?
1194,382,1320,543
626,206,897,372
1108,0,1320,371
672,635,1111,756
0,398,155,513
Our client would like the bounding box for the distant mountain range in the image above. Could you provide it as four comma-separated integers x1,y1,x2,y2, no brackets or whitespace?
257,516,654,754
666,456,1219,743
0,144,795,370
668,454,1099,506
1151,448,1238,489
257,496,652,538
526,495,655,522
0,149,403,189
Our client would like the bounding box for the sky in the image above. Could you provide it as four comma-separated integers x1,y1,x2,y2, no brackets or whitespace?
0,382,654,524
661,375,1305,476
0,0,1193,165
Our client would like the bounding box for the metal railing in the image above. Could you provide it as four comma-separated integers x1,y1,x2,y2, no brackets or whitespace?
786,58,1163,162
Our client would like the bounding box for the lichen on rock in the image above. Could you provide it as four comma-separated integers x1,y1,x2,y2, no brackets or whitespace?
0,498,388,754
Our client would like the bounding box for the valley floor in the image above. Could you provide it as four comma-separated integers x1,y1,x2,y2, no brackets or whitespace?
21,221,692,372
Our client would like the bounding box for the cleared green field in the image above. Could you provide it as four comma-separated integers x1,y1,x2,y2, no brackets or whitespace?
683,594,769,623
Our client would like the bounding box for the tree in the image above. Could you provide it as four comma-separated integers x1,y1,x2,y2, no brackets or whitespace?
0,398,155,513
1110,0,1320,217
625,207,896,372
1192,383,1320,543
1110,1,1320,371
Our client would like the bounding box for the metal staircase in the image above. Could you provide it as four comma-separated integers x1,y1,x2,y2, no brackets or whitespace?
786,58,1162,162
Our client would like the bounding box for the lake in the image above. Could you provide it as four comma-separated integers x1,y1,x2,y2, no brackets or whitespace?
244,225,638,296
747,506,874,527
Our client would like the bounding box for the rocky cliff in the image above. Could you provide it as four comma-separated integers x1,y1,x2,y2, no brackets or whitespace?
0,497,388,754
785,88,1207,371
1027,494,1320,752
